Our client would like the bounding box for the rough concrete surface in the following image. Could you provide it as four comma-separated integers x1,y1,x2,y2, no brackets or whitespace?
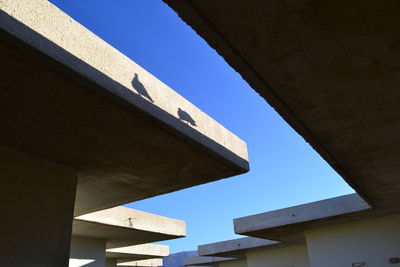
163,0,400,210
106,244,169,261
0,0,249,216
117,258,163,267
73,206,185,248
233,194,384,241
184,256,237,267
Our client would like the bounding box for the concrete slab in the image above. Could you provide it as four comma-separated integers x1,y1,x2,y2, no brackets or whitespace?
73,206,185,248
106,244,169,261
117,258,163,267
233,194,383,241
184,256,237,267
163,0,400,210
198,237,301,258
0,0,248,216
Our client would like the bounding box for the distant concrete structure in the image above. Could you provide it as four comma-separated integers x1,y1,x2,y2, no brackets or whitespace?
0,0,248,266
184,256,238,267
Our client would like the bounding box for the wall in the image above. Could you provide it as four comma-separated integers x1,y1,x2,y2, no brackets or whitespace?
220,259,247,267
305,213,400,267
247,244,310,267
69,236,107,267
0,146,77,267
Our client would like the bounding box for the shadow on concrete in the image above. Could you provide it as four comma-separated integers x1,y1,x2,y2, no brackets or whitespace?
131,73,154,103
177,108,197,126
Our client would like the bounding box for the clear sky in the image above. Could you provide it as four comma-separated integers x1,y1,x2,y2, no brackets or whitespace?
50,0,354,253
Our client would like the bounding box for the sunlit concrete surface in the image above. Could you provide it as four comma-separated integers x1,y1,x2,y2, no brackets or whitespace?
107,258,163,267
184,256,238,267
0,0,249,217
106,244,169,261
73,206,185,248
163,0,400,210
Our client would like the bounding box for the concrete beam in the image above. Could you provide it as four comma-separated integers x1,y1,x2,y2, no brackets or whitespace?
184,256,237,267
163,0,400,210
117,258,163,267
198,237,299,258
233,194,380,241
73,206,185,248
106,244,169,261
0,0,249,216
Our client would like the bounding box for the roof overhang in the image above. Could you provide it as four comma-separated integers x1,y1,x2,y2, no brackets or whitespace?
0,0,249,216
106,244,169,261
184,256,237,267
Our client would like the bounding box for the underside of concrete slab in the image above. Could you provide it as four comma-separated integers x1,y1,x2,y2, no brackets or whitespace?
184,256,237,267
233,194,383,241
106,244,169,261
73,206,185,248
0,0,249,216
163,0,400,210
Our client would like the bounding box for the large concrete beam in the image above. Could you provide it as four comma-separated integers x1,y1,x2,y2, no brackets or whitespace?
198,237,296,258
73,206,185,248
0,0,249,216
184,256,237,267
233,194,382,241
0,146,77,267
117,258,163,267
163,0,400,210
106,244,169,261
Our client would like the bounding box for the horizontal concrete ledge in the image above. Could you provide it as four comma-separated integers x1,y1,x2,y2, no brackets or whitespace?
184,256,237,267
73,206,185,248
198,237,297,258
106,244,169,261
234,194,373,241
117,258,163,267
0,0,249,215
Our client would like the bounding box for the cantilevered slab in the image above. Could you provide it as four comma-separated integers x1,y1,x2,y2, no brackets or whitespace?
73,206,185,248
233,194,384,241
0,0,248,216
184,256,237,267
117,258,163,267
106,244,168,261
198,237,300,258
164,0,400,210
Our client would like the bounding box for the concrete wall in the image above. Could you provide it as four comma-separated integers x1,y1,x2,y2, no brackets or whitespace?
305,213,400,267
0,146,77,267
70,236,107,267
246,245,310,267
220,259,247,267
105,258,116,267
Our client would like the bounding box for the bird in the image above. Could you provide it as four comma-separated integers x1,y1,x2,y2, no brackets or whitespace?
177,108,197,126
131,73,154,102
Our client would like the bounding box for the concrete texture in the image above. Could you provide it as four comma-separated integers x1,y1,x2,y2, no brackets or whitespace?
305,213,400,267
73,206,185,248
70,236,107,267
184,256,237,267
246,244,310,267
219,260,247,267
117,258,163,267
106,244,169,261
234,194,378,241
0,0,249,216
198,237,301,258
163,0,400,210
0,146,77,267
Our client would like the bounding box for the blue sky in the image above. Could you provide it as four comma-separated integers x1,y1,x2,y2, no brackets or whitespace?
50,0,354,253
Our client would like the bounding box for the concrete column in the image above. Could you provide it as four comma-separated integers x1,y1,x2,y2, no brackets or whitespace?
70,236,107,267
105,258,117,267
0,146,77,267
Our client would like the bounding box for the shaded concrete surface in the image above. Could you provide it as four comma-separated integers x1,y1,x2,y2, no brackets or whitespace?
0,146,77,267
198,237,301,258
0,0,249,216
163,0,400,210
232,194,389,241
69,236,106,267
73,206,185,248
117,258,163,267
184,256,237,267
106,244,169,261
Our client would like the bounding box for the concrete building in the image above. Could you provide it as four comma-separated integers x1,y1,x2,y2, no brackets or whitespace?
0,0,249,266
70,206,185,267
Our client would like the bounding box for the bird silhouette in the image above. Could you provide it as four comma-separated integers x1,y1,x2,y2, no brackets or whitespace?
131,73,154,102
177,108,197,126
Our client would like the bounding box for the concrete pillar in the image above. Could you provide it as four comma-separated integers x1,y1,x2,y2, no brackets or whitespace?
105,258,117,267
0,146,77,267
70,236,107,267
